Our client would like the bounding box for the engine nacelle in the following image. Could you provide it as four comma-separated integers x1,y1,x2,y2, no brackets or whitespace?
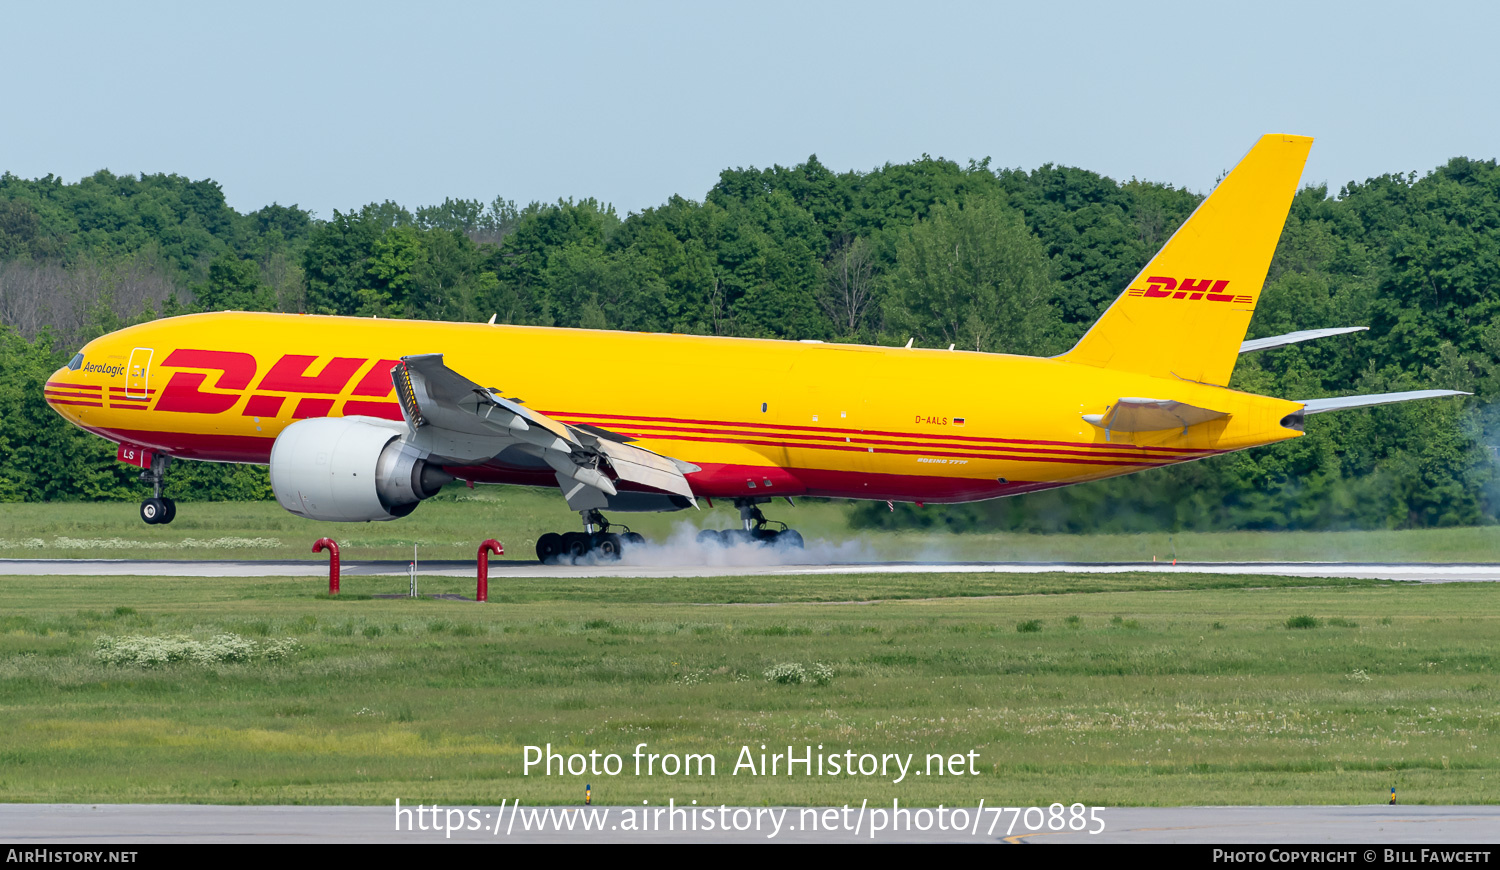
269,416,453,522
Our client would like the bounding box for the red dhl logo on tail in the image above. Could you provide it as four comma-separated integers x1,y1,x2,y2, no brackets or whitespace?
1125,276,1251,304
152,350,402,420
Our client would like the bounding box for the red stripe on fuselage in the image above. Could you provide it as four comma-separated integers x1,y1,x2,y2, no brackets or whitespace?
584,421,1192,463
606,430,1177,467
80,427,276,463
440,462,1058,503
543,409,1210,455
48,399,104,408
45,389,104,401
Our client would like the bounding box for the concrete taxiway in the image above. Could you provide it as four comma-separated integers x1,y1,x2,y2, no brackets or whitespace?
2,803,1496,844
3,558,1500,582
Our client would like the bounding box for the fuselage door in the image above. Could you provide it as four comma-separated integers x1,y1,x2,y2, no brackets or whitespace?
127,347,153,400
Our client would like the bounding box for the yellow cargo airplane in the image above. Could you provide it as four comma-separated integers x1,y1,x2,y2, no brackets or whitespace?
44,134,1467,560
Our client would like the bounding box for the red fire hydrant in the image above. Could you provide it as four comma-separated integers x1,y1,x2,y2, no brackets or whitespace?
477,539,503,602
314,538,340,595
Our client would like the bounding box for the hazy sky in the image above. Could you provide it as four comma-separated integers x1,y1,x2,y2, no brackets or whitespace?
4,1,1495,218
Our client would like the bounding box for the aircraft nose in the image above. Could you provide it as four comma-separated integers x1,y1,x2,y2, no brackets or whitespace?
43,368,104,419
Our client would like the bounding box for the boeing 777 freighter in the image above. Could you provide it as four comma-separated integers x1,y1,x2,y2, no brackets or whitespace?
43,135,1468,560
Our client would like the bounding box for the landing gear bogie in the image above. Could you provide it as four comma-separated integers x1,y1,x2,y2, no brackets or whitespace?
696,499,804,549
536,511,642,563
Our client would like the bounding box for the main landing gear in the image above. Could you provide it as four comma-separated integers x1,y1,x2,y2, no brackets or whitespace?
696,498,804,548
535,509,645,562
139,454,176,525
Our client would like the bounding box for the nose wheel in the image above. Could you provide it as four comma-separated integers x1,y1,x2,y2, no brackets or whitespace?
140,497,176,525
138,454,177,525
535,511,645,562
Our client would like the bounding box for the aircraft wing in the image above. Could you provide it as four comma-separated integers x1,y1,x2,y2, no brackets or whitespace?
1239,326,1368,354
1297,389,1471,415
392,354,697,510
1082,397,1230,433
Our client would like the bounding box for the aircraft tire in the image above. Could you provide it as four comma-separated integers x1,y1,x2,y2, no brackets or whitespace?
696,529,722,546
161,498,177,525
562,532,589,558
140,498,167,525
624,531,646,546
775,529,804,549
596,533,623,560
536,532,563,562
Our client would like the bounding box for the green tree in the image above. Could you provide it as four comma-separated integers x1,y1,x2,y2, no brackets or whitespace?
194,254,275,312
882,192,1062,354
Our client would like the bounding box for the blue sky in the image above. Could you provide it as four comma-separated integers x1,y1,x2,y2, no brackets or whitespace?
4,1,1494,218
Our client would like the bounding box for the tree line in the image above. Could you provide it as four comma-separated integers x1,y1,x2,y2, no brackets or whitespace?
0,154,1495,530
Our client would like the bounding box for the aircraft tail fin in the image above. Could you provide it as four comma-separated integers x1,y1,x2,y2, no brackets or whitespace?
1059,134,1313,386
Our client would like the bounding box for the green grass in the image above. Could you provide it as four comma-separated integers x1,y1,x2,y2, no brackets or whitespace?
1,570,1497,807
2,493,1499,562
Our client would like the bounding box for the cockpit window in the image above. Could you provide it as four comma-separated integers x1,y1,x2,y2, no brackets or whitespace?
67,353,84,371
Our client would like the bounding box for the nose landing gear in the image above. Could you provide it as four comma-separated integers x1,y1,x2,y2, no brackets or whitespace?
696,498,804,548
139,454,176,525
535,509,645,562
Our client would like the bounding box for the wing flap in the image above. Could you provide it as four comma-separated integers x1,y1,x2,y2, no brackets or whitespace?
594,439,697,501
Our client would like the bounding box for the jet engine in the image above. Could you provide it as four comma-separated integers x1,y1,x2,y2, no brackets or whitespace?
268,416,453,522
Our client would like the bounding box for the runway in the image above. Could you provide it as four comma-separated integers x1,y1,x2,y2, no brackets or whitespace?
4,558,1500,582
3,803,1496,844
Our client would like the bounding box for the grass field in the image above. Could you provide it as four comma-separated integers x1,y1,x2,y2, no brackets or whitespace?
2,492,1499,562
2,569,1497,807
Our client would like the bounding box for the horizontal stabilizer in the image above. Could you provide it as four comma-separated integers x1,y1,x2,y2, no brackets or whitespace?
1083,397,1230,433
1239,326,1367,354
1298,390,1471,415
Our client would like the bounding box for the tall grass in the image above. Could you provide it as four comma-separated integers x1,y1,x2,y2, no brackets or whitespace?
0,572,1496,806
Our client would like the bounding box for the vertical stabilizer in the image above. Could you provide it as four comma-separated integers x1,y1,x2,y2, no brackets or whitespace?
1059,134,1313,385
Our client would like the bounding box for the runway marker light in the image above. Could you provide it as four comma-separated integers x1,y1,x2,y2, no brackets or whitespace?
313,538,340,595
585,784,591,805
1390,786,1396,805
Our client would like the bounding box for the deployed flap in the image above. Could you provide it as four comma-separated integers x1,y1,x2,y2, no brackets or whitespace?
594,439,698,500
394,354,697,507
1239,326,1367,354
1083,397,1230,433
1298,390,1470,415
